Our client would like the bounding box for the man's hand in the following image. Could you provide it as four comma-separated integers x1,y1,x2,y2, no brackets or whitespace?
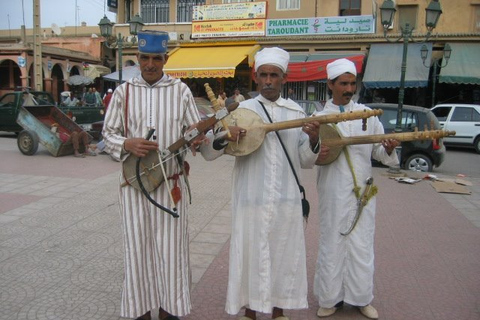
223,126,247,142
303,121,320,150
317,145,330,163
381,139,400,155
124,138,158,158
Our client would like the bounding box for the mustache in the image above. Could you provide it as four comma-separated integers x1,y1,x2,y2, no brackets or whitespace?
260,85,273,90
343,92,354,97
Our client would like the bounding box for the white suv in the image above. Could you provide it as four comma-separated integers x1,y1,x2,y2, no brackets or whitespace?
431,104,480,153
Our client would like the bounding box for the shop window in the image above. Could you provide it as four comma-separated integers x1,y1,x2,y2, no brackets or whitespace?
125,0,132,23
398,5,418,30
277,0,300,10
141,0,169,23
340,0,361,16
475,5,480,32
178,0,205,22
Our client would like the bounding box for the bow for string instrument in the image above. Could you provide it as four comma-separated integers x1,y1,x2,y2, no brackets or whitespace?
316,125,456,165
121,83,237,217
223,108,383,157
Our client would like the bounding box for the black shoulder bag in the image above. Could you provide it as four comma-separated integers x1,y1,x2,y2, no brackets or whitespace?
258,101,310,219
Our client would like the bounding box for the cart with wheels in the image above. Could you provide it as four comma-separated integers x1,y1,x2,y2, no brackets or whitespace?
16,93,93,156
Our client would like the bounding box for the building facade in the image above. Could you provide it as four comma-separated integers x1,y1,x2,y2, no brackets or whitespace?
1,0,479,106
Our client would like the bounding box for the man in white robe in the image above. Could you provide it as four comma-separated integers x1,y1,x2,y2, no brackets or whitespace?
103,31,206,320
203,47,320,320
313,59,399,319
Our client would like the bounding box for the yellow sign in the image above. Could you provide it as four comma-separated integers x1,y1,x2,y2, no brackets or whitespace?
166,69,236,79
192,20,265,38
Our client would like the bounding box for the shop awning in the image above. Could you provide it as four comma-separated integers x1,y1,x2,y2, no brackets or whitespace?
362,43,432,89
439,43,480,85
83,64,111,80
287,53,365,82
103,65,141,82
164,45,260,78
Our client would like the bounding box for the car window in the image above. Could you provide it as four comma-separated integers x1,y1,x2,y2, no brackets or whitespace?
474,108,480,121
451,107,478,122
0,94,16,108
431,106,451,121
379,109,418,131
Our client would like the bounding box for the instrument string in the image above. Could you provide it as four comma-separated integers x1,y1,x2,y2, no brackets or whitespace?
124,148,190,184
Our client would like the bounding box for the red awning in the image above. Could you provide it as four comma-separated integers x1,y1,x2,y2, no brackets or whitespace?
286,54,365,82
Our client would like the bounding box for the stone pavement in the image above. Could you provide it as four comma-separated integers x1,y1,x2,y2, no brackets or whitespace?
0,135,479,320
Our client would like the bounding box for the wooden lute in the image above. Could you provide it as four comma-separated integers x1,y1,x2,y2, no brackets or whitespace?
224,108,383,156
121,84,238,191
316,125,456,165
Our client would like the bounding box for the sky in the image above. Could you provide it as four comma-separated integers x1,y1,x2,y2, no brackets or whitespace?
1,0,117,31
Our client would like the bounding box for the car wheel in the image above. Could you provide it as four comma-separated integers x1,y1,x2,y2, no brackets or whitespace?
474,136,480,154
17,130,39,155
404,154,433,172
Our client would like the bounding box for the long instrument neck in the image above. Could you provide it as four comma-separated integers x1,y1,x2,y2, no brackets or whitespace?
262,109,382,133
324,129,455,147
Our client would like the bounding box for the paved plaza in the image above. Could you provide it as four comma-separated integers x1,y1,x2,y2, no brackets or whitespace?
0,134,479,320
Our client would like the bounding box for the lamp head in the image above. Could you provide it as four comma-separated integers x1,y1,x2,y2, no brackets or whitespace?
380,0,396,29
425,0,442,31
128,14,144,36
98,15,113,38
420,44,429,63
443,43,452,61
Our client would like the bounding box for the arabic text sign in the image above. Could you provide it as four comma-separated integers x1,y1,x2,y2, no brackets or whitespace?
192,20,265,38
267,15,375,36
192,2,266,21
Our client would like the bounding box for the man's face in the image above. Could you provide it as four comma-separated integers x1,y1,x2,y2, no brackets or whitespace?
328,73,357,106
137,53,169,85
255,65,287,102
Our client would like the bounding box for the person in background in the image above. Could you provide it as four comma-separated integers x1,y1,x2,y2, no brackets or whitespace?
103,88,113,112
202,47,320,320
84,88,96,107
93,88,103,108
217,91,227,108
51,123,96,158
287,88,296,100
233,88,245,103
313,58,399,320
102,30,209,320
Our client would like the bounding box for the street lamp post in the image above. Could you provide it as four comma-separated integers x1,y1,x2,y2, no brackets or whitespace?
379,0,443,132
98,14,144,84
420,44,452,108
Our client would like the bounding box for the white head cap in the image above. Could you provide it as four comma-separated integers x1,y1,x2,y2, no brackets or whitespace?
107,88,113,93
254,47,290,73
327,58,357,80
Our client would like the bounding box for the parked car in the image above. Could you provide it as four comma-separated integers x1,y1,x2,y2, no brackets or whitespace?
365,103,446,172
295,100,324,116
431,104,480,153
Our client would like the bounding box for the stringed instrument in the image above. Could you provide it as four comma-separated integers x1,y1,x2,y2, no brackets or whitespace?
122,84,237,192
316,125,456,165
224,108,383,156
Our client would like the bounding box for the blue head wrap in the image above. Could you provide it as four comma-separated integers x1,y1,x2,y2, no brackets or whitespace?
138,30,169,54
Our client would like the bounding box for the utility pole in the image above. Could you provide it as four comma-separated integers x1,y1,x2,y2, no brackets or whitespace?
33,0,43,91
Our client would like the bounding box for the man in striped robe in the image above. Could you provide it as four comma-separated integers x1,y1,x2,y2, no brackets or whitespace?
102,30,207,320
